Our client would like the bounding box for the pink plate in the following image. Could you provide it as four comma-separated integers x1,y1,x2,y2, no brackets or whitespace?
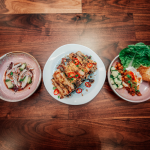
0,52,41,102
108,55,150,103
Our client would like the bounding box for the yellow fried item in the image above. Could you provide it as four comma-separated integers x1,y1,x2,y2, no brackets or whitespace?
137,66,150,81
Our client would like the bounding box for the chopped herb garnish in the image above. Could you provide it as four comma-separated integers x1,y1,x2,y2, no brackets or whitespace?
76,65,79,67
53,87,57,90
84,57,86,59
68,66,69,67
127,74,131,79
123,68,126,71
19,76,26,82
75,75,78,77
5,79,10,82
71,78,74,81
10,72,13,76
58,96,60,98
82,69,84,72
128,80,131,84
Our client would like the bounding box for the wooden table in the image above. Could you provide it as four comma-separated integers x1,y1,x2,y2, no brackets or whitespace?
0,0,150,149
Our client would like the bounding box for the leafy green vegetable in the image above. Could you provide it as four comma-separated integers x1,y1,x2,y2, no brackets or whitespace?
119,42,150,69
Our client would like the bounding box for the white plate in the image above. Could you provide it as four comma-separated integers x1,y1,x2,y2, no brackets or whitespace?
43,44,106,105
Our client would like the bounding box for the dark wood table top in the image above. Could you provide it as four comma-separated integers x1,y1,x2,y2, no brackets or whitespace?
0,0,150,150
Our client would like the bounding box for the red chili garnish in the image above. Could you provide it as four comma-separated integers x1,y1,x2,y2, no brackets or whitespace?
87,63,93,68
129,71,136,80
54,89,59,95
73,58,79,65
75,72,80,78
76,88,82,94
68,72,75,78
85,82,91,88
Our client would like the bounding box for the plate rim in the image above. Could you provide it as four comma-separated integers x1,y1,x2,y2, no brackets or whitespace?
108,55,150,103
0,51,42,102
43,44,106,105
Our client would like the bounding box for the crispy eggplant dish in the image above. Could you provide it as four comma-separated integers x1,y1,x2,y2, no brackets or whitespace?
52,51,97,99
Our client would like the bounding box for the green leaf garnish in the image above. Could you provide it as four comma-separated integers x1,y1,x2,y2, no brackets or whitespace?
10,72,13,76
128,80,131,84
58,96,60,98
82,69,84,72
127,74,131,79
75,74,78,77
123,68,126,71
76,65,79,67
71,78,74,81
53,87,57,90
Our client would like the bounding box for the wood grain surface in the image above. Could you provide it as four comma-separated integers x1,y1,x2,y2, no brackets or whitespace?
0,1,150,150
0,0,82,14
82,0,150,14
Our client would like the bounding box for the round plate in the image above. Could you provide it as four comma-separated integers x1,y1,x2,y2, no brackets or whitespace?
0,52,41,102
43,44,106,105
108,55,150,103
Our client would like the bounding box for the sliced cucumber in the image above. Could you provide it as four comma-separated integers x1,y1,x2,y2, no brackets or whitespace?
5,80,13,89
19,63,26,71
114,78,122,86
110,78,114,84
117,74,122,80
19,76,26,82
110,66,116,71
5,79,10,82
118,85,123,89
110,65,123,90
112,84,117,89
27,76,32,84
111,71,119,78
